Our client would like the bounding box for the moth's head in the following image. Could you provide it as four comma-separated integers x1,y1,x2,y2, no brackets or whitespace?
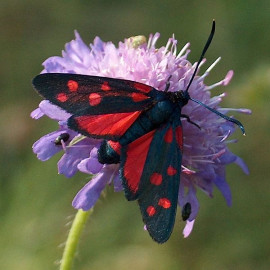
175,90,190,106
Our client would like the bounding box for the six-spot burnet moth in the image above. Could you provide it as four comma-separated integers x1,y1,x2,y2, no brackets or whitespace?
32,21,245,243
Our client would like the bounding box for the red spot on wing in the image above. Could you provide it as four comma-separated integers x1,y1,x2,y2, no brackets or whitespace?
123,130,155,194
158,198,171,209
131,92,149,102
175,126,183,151
101,81,111,91
67,80,78,92
133,82,152,93
164,127,173,143
57,93,68,102
150,173,163,185
146,206,156,216
74,111,141,137
89,93,102,106
167,165,177,176
108,140,121,154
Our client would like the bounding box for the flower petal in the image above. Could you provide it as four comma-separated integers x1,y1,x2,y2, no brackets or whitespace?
223,70,234,86
214,169,232,206
57,139,94,178
234,156,249,175
72,171,109,211
39,100,71,121
183,220,195,238
30,107,44,119
77,157,103,175
113,173,122,192
33,130,67,161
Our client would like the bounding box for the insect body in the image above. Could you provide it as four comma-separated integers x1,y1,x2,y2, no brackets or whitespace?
98,90,188,164
182,202,192,221
32,21,245,243
54,132,70,145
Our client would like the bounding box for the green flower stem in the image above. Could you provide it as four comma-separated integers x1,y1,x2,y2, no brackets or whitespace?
60,209,92,270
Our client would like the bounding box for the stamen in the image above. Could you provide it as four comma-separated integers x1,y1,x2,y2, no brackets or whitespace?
147,34,153,49
190,159,215,164
206,57,221,73
220,130,231,142
181,165,196,175
218,108,252,115
211,148,226,160
69,135,87,146
198,57,221,82
177,43,190,59
147,33,160,49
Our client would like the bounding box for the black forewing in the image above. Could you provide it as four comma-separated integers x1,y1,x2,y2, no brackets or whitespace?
32,73,160,115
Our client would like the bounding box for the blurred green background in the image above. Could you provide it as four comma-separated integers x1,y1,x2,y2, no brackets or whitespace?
1,0,269,269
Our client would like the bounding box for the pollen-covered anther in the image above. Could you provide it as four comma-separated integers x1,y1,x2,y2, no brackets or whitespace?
158,198,171,209
57,93,68,102
146,205,156,216
150,173,163,185
126,35,147,49
101,81,111,91
89,93,102,106
67,80,79,92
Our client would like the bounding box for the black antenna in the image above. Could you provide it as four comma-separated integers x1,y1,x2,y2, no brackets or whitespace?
189,97,246,135
185,20,216,93
185,20,246,135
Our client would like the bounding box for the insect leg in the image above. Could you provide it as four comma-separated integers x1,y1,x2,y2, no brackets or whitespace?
164,75,172,92
181,114,201,129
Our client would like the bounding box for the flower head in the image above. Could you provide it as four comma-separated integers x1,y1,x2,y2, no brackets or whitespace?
32,31,250,238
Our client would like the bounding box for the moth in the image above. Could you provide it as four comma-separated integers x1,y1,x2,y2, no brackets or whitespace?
33,21,245,243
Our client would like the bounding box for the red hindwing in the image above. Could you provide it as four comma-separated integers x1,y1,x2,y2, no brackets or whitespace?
68,111,141,139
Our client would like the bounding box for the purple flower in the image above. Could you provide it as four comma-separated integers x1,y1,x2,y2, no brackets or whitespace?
32,31,250,238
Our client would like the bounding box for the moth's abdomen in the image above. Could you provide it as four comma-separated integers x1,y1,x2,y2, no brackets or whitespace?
98,140,120,164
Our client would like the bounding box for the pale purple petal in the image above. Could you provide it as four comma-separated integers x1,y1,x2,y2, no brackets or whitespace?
31,107,44,119
33,130,68,161
214,172,232,206
72,172,109,211
64,31,91,65
234,156,249,174
91,36,106,52
39,100,71,121
57,139,95,178
183,220,195,238
218,149,237,164
77,147,103,174
113,173,122,192
42,56,69,73
223,70,234,86
77,156,103,175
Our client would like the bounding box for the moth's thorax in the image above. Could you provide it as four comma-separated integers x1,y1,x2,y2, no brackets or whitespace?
166,90,190,107
150,99,176,124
